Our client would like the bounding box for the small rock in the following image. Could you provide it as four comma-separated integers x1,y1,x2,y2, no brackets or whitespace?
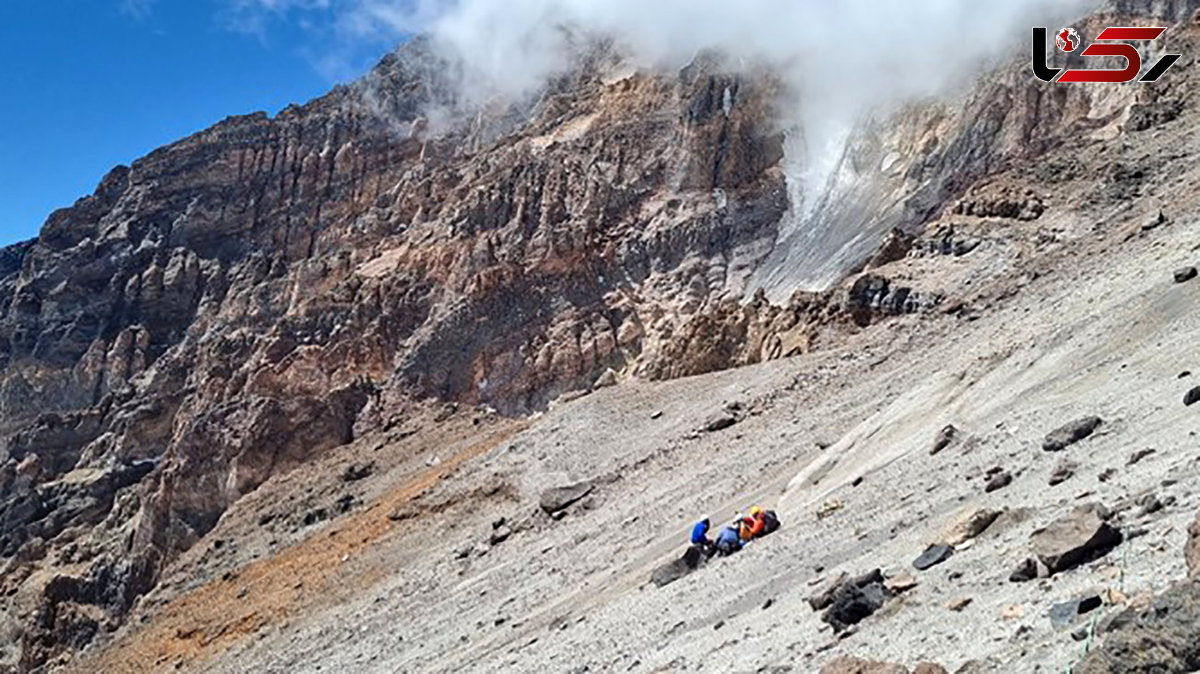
937,508,1002,547
489,525,512,546
650,411,663,420
762,598,774,610
817,499,845,520
1098,468,1117,483
592,368,618,390
884,573,919,594
985,470,1013,493
913,545,955,571
341,462,375,482
1049,460,1076,486
1127,448,1156,466
1000,604,1025,621
539,481,594,514
947,597,973,612
1042,416,1103,452
703,411,739,432
1174,266,1198,284
1185,387,1200,407
1050,594,1103,628
931,425,959,456
1009,558,1039,583
1143,208,1167,231
1138,494,1164,516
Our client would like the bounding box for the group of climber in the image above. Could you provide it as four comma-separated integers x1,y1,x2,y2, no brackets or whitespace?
688,506,780,558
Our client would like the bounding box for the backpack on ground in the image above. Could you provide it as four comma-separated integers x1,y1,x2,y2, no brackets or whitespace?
762,509,781,535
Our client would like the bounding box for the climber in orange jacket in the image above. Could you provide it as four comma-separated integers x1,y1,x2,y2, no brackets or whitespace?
739,506,767,542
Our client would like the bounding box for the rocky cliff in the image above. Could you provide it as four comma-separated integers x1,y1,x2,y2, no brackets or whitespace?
2,1,1198,671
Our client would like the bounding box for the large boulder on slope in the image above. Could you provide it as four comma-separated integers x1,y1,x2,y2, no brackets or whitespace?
1030,503,1123,573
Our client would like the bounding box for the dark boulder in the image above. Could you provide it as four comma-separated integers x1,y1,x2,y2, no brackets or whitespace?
1185,387,1200,407
1042,416,1102,452
1173,267,1197,284
913,545,955,571
1031,503,1123,574
822,578,888,633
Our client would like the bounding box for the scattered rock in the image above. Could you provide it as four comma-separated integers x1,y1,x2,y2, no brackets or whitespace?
1142,208,1168,230
913,545,955,571
1139,494,1165,517
539,482,594,514
1174,267,1198,284
387,505,418,522
592,368,618,390
1042,416,1103,452
930,425,959,456
937,508,1002,547
1098,468,1118,483
948,597,973,612
1050,595,1104,628
913,665,950,674
341,462,375,482
1001,604,1025,621
817,499,845,520
809,573,850,611
1185,387,1200,407
884,574,919,595
1010,558,1039,583
489,524,512,546
985,470,1013,493
702,411,739,432
1049,460,1077,486
1127,449,1156,466
1031,504,1123,574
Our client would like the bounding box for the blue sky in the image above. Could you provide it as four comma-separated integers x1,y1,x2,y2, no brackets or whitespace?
0,1,408,247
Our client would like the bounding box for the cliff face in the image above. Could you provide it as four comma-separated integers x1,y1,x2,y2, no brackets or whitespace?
1,1,1197,669
0,45,792,671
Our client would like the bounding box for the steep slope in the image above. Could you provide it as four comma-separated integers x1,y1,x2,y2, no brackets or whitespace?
1,0,1198,671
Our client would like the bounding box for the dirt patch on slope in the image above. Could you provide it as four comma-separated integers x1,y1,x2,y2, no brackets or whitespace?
68,421,526,673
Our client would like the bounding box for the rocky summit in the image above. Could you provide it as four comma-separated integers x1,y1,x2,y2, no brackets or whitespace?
3,1,1200,672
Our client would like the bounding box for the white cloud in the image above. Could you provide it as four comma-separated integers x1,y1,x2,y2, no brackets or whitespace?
228,0,1098,209
119,0,156,19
